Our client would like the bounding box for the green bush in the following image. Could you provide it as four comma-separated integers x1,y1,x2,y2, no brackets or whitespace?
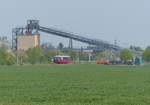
26,46,43,65
44,50,58,63
143,49,150,62
0,50,16,65
120,49,133,61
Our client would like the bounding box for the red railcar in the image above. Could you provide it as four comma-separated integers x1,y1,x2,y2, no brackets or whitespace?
53,56,72,64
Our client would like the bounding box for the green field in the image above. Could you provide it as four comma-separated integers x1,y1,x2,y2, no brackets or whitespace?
0,64,150,105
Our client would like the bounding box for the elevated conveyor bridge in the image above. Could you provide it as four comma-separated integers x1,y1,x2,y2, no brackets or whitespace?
12,20,121,51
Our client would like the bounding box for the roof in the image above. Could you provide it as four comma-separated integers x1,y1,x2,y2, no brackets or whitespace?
54,55,70,57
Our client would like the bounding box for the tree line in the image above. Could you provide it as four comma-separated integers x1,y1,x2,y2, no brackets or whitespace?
0,43,150,65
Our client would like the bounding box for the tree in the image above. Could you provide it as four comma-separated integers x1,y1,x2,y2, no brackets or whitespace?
146,46,150,50
44,50,58,63
43,50,66,63
95,50,118,60
120,49,133,61
41,43,55,51
130,45,133,50
79,53,89,61
142,49,150,62
26,46,43,65
68,51,78,61
0,49,16,65
58,43,64,50
0,37,11,50
95,51,104,60
130,45,143,51
6,52,16,65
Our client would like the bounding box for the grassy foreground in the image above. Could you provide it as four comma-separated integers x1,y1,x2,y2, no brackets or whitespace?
0,64,150,105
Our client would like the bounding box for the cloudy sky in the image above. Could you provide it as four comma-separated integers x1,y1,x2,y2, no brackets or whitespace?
0,0,150,48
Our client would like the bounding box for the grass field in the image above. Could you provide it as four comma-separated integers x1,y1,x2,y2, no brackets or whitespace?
0,64,150,105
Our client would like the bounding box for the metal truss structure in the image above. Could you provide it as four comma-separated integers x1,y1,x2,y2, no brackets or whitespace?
12,20,121,51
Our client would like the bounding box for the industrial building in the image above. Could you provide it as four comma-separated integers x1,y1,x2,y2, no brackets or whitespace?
17,34,40,51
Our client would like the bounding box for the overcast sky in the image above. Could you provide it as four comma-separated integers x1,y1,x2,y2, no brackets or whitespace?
0,0,150,48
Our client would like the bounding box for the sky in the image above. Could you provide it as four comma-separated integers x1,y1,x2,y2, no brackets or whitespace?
0,0,150,48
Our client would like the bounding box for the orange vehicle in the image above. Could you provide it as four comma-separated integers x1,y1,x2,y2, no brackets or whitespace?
96,60,110,64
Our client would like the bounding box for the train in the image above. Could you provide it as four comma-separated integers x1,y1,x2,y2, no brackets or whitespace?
53,55,72,64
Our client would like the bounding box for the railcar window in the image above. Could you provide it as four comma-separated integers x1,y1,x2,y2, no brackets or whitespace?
63,57,70,60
